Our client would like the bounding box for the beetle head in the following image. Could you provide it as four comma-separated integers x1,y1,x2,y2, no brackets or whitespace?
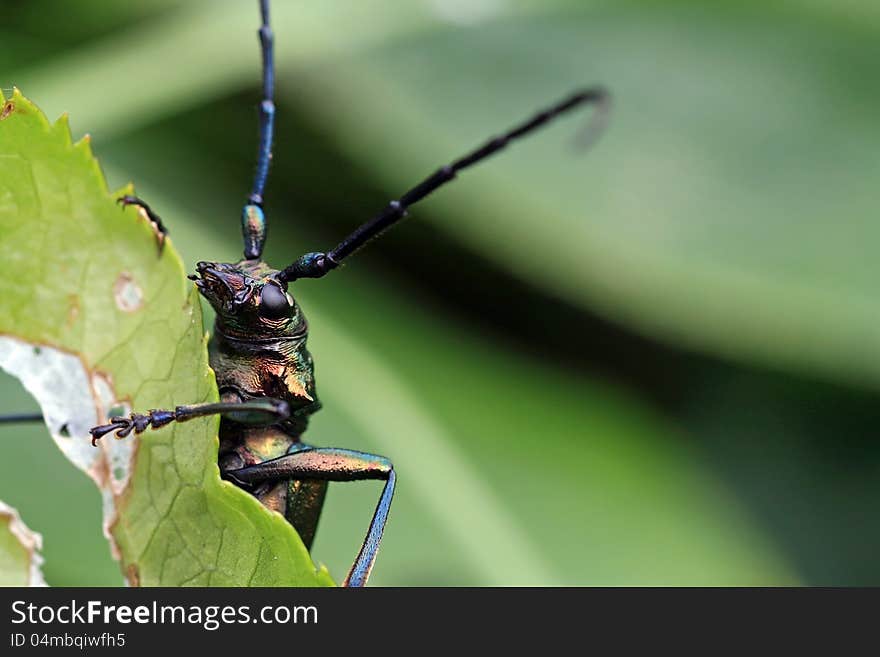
190,260,305,339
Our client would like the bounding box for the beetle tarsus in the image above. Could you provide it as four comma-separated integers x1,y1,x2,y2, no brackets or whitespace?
117,194,168,253
89,413,153,445
88,398,292,447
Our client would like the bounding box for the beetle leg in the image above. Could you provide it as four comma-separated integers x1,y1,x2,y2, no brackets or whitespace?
118,195,168,252
0,412,43,424
225,447,395,587
88,397,290,446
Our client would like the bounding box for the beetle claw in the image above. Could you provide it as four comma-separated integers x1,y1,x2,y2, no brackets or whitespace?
89,418,128,446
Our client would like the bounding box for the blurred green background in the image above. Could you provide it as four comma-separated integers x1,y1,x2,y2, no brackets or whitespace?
2,0,880,585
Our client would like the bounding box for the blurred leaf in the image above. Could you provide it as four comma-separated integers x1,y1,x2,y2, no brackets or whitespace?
0,0,835,586
0,90,332,586
0,391,119,586
683,366,880,585
275,2,880,389
14,0,878,386
0,500,45,586
306,269,801,585
3,0,499,142
0,0,179,72
109,155,800,585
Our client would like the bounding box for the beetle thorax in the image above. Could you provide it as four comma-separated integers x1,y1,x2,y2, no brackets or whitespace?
193,258,319,430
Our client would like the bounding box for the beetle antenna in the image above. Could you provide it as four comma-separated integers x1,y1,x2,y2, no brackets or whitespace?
241,0,275,260
278,87,611,282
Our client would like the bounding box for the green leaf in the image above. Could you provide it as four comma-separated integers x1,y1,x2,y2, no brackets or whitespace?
0,500,45,587
0,89,332,586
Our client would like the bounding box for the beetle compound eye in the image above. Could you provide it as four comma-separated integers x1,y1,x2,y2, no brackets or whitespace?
259,283,291,319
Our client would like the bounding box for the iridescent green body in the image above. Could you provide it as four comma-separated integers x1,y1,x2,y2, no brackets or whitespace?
200,259,326,548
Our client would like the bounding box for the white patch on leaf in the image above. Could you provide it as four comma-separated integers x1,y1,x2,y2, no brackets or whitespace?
113,272,144,313
0,501,46,587
0,336,135,561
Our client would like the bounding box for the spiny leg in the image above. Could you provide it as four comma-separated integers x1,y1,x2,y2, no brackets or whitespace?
278,87,611,282
226,446,395,587
118,195,168,252
89,397,290,446
241,0,275,259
